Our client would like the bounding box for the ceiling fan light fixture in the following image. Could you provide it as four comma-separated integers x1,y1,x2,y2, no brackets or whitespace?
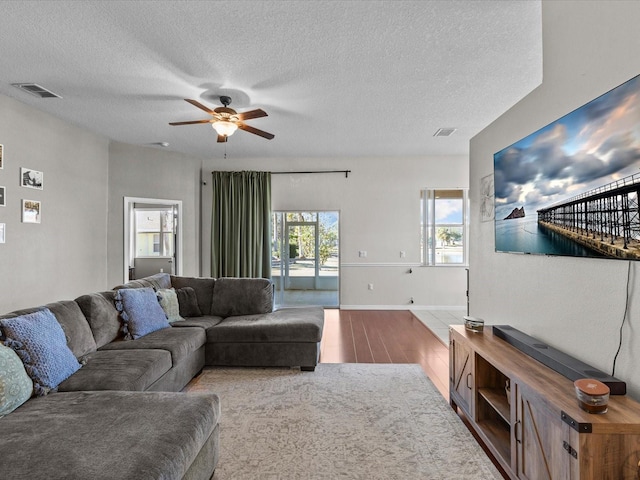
212,120,238,137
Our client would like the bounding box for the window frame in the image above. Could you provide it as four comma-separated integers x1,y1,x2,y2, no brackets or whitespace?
421,188,469,267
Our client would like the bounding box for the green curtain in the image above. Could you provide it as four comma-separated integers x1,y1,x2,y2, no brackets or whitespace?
211,171,272,279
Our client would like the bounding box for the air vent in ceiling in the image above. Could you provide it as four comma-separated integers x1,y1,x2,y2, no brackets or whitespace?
11,83,62,99
433,128,456,137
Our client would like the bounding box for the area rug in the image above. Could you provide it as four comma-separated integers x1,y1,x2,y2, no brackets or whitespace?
185,364,502,480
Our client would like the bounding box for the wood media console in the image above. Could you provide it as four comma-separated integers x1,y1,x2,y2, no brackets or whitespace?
449,325,640,479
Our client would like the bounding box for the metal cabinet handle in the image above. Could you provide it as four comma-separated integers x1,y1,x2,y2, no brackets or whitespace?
466,372,473,389
514,420,522,444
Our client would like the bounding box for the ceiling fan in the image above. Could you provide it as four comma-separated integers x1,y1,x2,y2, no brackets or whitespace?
169,96,274,142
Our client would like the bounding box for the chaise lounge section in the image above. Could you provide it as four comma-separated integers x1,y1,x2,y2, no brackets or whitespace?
115,273,325,372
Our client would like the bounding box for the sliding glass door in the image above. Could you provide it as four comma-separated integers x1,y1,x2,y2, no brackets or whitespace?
272,211,339,308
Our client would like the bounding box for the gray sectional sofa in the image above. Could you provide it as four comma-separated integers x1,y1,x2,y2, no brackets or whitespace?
0,273,324,479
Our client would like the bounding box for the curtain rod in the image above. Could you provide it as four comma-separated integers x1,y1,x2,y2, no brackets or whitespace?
271,170,351,178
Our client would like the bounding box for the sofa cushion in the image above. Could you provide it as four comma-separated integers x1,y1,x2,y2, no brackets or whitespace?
0,308,81,395
176,286,203,317
157,288,183,323
0,343,33,417
210,277,273,317
75,291,123,348
115,279,148,289
171,315,224,330
171,275,215,315
0,390,220,480
99,326,206,364
115,287,170,340
208,307,325,343
140,272,172,290
1,300,97,359
49,301,98,358
113,272,172,291
57,349,172,392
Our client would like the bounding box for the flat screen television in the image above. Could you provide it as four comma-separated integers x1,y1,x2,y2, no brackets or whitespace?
493,73,640,260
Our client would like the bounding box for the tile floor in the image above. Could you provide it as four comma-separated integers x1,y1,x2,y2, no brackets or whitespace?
410,308,466,345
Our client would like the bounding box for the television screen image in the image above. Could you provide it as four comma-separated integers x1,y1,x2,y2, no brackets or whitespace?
493,74,640,260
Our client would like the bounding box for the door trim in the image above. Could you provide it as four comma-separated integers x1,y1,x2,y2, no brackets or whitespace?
123,196,183,283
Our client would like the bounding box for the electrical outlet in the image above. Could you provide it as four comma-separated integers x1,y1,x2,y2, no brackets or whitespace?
359,250,367,258
400,251,406,258
368,283,374,290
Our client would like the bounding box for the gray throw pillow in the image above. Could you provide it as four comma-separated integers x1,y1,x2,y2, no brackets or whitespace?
176,287,202,317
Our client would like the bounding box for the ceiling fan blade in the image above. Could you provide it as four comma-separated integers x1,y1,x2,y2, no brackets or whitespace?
169,119,213,126
184,98,216,115
217,135,227,143
236,109,268,121
238,123,275,140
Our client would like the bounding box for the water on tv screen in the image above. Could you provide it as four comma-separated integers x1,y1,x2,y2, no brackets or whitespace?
493,74,640,260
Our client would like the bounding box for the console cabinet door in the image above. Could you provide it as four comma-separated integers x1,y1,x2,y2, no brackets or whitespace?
514,382,573,480
450,336,474,416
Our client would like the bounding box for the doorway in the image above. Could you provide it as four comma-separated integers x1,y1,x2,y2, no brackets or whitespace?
272,211,339,308
123,197,183,283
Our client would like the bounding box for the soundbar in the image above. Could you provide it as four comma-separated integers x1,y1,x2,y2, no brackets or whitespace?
492,325,626,395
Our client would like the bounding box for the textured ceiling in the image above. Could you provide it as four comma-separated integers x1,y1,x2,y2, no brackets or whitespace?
0,0,542,160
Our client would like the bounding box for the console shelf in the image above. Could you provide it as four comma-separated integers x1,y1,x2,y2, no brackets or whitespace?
449,325,640,479
478,387,510,424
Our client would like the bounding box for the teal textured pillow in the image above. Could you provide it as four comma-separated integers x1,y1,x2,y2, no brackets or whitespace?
0,343,33,417
157,288,183,323
0,308,81,396
115,287,170,339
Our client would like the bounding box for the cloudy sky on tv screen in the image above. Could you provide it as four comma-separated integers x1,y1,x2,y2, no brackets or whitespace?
492,74,640,256
494,74,640,222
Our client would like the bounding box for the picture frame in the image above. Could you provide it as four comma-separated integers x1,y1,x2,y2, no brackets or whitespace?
22,199,41,224
480,173,494,222
21,167,43,190
0,186,5,207
0,144,3,169
0,223,5,244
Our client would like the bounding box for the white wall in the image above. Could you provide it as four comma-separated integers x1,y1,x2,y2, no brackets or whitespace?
470,1,640,398
201,155,469,308
0,94,468,312
0,94,109,311
107,141,203,287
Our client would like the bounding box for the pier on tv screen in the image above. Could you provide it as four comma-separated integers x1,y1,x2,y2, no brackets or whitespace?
493,74,640,260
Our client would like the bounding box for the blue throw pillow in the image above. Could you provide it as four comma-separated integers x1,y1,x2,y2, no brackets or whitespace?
115,287,170,339
0,308,81,396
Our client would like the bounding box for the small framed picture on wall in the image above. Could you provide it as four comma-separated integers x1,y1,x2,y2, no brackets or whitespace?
22,199,41,224
0,186,5,207
21,167,43,190
0,144,4,169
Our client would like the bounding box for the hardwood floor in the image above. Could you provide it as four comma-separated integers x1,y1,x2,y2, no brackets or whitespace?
319,309,509,479
319,309,450,399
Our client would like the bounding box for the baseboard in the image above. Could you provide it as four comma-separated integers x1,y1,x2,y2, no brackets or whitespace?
339,305,465,311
